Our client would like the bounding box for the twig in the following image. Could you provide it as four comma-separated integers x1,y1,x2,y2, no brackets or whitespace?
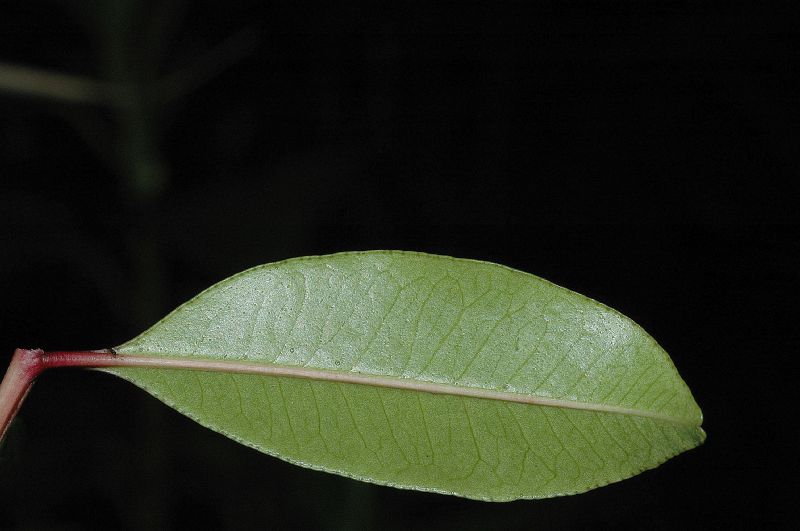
0,61,130,107
155,27,260,104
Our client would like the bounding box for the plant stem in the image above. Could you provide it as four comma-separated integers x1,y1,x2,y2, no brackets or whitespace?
0,349,45,442
0,348,115,442
0,61,130,106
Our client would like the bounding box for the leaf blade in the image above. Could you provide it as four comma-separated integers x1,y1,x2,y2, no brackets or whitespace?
107,251,704,500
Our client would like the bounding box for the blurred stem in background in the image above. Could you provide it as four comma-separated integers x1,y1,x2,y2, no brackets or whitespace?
0,1,377,528
97,1,170,528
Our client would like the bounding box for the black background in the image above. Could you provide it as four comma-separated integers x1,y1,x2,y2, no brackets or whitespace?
0,2,796,529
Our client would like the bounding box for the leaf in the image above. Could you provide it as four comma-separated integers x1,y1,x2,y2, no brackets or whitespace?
106,251,704,501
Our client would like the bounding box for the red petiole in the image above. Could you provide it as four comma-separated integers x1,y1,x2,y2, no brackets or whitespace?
0,348,120,442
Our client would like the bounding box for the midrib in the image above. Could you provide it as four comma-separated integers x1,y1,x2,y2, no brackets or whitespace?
100,352,694,427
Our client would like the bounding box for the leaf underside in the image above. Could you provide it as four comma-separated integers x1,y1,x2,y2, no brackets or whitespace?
107,251,704,501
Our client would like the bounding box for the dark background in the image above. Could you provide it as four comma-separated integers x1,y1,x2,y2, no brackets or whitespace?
0,2,796,529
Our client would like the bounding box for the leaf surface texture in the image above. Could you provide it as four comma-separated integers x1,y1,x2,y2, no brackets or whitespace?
108,251,704,500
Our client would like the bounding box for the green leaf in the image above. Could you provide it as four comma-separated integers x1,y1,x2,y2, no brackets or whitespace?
107,251,704,501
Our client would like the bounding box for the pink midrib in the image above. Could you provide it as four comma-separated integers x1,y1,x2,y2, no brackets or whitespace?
52,350,698,427
0,348,697,441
